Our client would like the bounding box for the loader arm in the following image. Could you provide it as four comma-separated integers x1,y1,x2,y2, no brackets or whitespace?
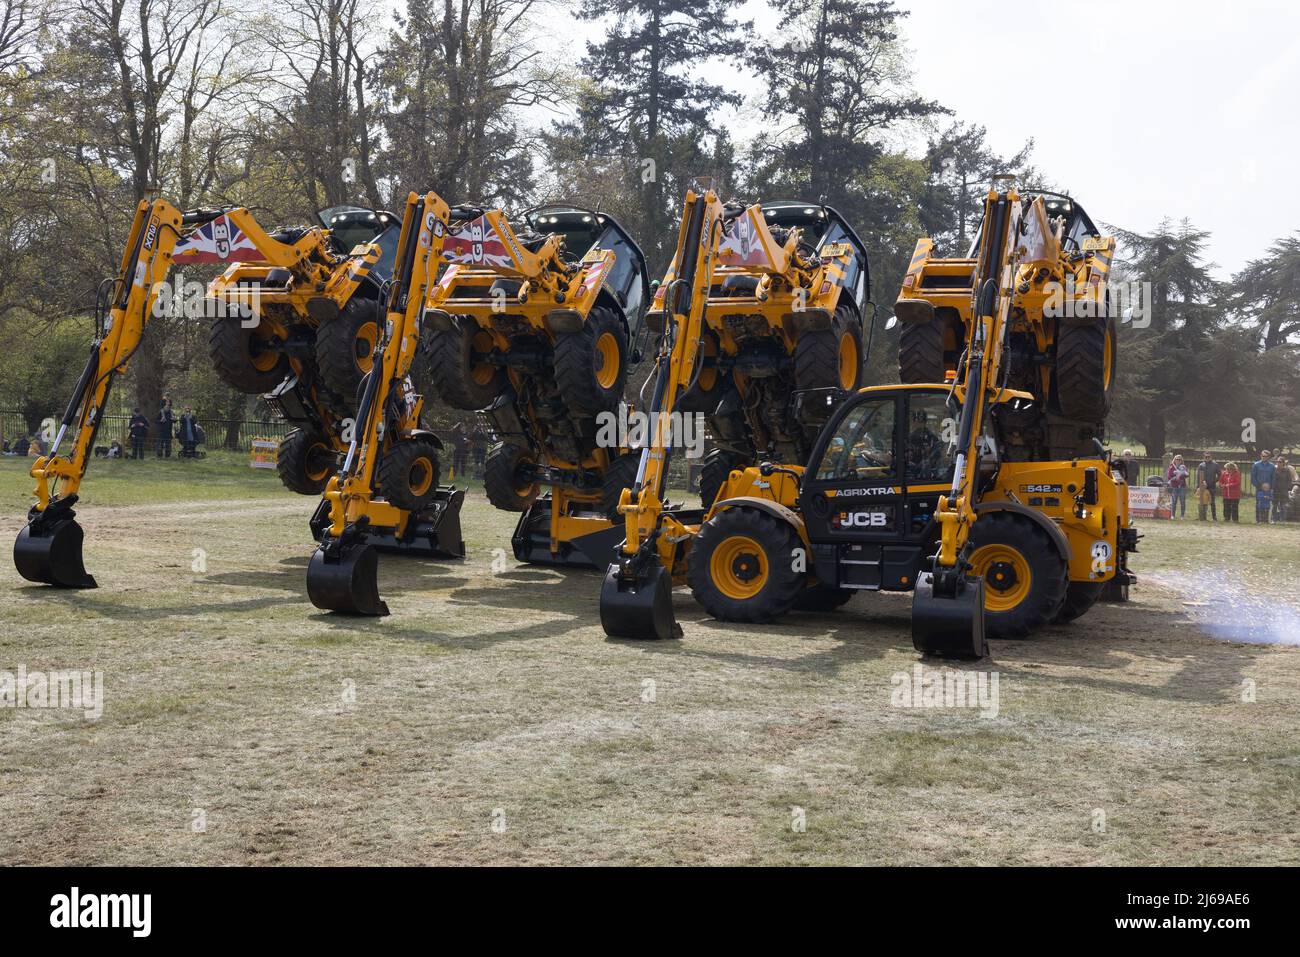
932,189,1023,574
307,190,455,616
599,188,728,639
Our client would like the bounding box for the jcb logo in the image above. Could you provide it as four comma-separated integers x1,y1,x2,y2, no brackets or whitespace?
840,511,887,527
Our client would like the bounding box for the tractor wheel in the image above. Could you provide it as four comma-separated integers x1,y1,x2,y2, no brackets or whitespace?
794,582,855,612
794,305,863,391
687,507,805,623
898,310,965,384
677,329,727,413
315,298,383,414
553,305,628,415
1054,581,1105,624
1055,314,1117,421
600,452,641,522
378,437,442,512
423,318,505,411
276,428,336,495
966,511,1068,638
483,442,539,512
208,313,289,394
698,447,749,509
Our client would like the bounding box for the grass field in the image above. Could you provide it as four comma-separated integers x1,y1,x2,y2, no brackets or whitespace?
0,455,1297,865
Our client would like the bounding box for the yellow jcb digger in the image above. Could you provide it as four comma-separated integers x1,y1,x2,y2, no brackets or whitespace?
599,186,872,638
420,203,651,567
13,198,452,589
649,186,1136,658
305,190,463,616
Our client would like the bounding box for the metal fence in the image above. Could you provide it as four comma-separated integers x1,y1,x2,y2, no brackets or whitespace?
1123,456,1294,498
0,410,294,454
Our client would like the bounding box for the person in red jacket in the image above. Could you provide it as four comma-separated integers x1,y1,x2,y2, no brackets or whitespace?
1219,461,1242,523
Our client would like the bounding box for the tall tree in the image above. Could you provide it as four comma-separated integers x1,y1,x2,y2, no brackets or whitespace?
750,0,942,214
569,0,750,270
1228,234,1300,351
919,121,1035,252
374,0,561,206
1109,219,1219,456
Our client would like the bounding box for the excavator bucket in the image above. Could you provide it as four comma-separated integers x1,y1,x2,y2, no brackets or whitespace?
306,542,389,616
911,572,987,659
600,561,682,640
14,515,97,589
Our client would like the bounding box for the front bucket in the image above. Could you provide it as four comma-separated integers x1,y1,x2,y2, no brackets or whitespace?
306,543,389,616
911,572,987,659
14,518,97,588
600,562,682,639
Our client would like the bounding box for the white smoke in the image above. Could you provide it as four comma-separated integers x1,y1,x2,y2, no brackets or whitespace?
1144,568,1300,646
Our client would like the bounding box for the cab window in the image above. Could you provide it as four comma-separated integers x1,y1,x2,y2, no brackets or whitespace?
904,392,958,484
816,398,896,481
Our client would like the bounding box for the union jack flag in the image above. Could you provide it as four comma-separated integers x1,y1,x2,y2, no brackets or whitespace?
173,213,262,263
443,216,512,267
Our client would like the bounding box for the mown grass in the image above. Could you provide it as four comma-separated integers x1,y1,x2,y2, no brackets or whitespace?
0,465,1296,865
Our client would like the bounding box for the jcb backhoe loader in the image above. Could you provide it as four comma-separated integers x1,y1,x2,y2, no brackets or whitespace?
420,203,651,567
305,190,464,616
599,187,871,639
661,186,1136,658
13,198,458,588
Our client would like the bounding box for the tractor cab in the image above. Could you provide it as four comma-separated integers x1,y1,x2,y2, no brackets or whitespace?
318,205,401,283
797,384,979,592
761,200,871,314
524,205,650,324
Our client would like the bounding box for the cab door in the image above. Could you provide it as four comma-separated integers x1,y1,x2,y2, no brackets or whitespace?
799,393,904,589
899,387,962,546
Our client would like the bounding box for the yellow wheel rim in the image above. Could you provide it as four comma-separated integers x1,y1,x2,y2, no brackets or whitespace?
1102,327,1114,389
515,456,537,497
710,535,769,600
355,321,379,373
249,331,280,372
471,331,496,385
838,332,859,389
407,455,434,497
595,331,620,389
305,442,331,482
969,544,1032,613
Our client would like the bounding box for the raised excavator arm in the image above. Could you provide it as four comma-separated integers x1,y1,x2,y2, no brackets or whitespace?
306,190,459,616
13,200,286,587
599,188,729,639
910,186,1118,655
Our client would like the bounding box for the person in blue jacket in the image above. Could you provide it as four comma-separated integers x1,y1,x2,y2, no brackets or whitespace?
1251,449,1276,524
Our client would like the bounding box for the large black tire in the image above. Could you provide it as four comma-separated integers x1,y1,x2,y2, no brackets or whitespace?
553,305,627,416
897,320,945,384
483,442,538,512
1055,314,1116,421
1054,581,1104,623
966,511,1068,639
315,298,383,414
600,452,641,521
208,314,290,394
794,582,855,612
276,428,336,495
423,318,505,411
794,305,862,392
378,437,442,512
698,447,749,508
687,507,805,623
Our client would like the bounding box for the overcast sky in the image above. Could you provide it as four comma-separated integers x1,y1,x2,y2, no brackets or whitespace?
548,0,1299,277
